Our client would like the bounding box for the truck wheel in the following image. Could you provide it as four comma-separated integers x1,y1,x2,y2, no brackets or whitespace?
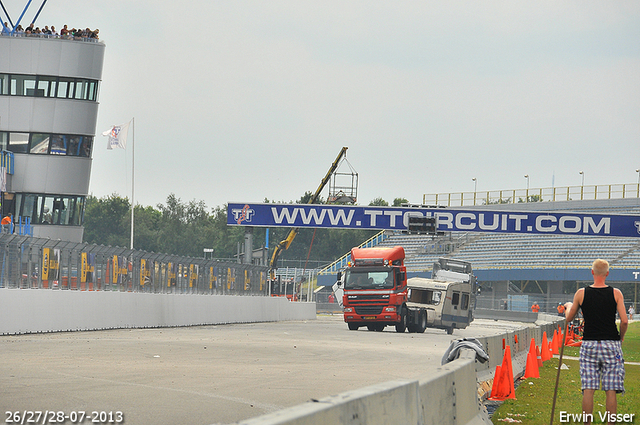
417,309,427,333
446,325,454,335
348,323,359,331
406,310,417,333
395,307,408,333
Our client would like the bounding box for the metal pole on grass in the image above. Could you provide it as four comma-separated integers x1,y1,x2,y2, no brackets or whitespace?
550,321,569,425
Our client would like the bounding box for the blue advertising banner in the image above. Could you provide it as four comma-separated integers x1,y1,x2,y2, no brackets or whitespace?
227,203,640,238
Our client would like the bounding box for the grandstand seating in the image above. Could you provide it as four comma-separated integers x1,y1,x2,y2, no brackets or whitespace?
379,232,640,272
376,200,640,273
318,199,640,279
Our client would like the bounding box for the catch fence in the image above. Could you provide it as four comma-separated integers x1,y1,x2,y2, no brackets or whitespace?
0,234,268,295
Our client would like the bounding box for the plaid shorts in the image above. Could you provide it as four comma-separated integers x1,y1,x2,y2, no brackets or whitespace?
579,340,625,393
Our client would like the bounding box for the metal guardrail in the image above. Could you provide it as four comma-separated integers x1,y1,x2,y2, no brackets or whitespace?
423,183,640,207
0,234,268,295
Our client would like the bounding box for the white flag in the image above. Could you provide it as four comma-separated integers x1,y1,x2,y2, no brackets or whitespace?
102,120,131,149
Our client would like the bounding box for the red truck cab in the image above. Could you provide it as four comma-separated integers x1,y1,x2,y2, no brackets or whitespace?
339,246,410,332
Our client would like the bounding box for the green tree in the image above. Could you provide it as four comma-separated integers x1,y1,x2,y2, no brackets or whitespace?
368,197,389,206
83,194,131,247
133,204,161,252
155,194,218,257
209,205,246,259
484,197,512,205
518,195,543,203
393,198,409,206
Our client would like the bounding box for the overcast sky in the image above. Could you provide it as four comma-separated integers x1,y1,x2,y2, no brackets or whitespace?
17,1,640,209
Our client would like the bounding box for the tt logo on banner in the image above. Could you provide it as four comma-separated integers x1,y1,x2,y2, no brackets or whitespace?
231,205,255,224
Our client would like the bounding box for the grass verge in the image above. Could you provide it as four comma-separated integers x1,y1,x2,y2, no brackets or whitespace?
491,322,639,424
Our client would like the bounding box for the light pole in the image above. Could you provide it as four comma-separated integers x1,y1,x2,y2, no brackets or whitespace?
636,169,639,197
472,178,477,205
524,174,530,202
579,171,584,200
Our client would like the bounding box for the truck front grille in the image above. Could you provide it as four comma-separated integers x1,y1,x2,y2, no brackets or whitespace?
355,306,383,315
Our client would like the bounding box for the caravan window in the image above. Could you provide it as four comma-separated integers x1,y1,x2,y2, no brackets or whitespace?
461,293,470,310
408,288,442,305
452,292,460,309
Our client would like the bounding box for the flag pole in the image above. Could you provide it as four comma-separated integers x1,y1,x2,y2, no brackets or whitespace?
130,117,135,250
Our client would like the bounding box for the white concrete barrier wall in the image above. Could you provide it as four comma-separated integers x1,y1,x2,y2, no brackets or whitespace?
237,349,491,425
417,350,491,425
0,289,316,335
239,379,421,425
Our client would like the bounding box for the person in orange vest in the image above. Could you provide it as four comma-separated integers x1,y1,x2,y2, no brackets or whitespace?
1,213,11,233
557,302,565,316
531,303,540,313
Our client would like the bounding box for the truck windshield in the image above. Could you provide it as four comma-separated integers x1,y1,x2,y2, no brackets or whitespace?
344,270,394,289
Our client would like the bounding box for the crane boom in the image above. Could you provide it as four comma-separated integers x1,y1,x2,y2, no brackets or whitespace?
269,147,348,280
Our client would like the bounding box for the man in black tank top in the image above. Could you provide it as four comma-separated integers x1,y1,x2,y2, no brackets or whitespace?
566,259,628,425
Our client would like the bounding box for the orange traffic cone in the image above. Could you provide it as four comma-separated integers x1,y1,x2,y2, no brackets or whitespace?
564,328,573,346
488,346,516,400
489,365,503,400
503,345,516,399
551,329,560,355
536,345,543,367
524,338,540,379
541,331,551,361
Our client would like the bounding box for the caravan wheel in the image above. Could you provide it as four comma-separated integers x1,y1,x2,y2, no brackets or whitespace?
417,309,427,333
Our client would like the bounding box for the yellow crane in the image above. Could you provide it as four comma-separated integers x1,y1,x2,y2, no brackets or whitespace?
268,147,349,282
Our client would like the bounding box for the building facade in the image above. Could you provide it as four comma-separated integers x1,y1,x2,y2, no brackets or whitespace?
0,34,105,242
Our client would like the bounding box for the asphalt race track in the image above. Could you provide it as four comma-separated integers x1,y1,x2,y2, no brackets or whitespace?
0,315,526,425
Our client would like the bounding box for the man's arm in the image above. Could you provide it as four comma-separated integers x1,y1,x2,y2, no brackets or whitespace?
565,289,584,322
614,288,628,342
